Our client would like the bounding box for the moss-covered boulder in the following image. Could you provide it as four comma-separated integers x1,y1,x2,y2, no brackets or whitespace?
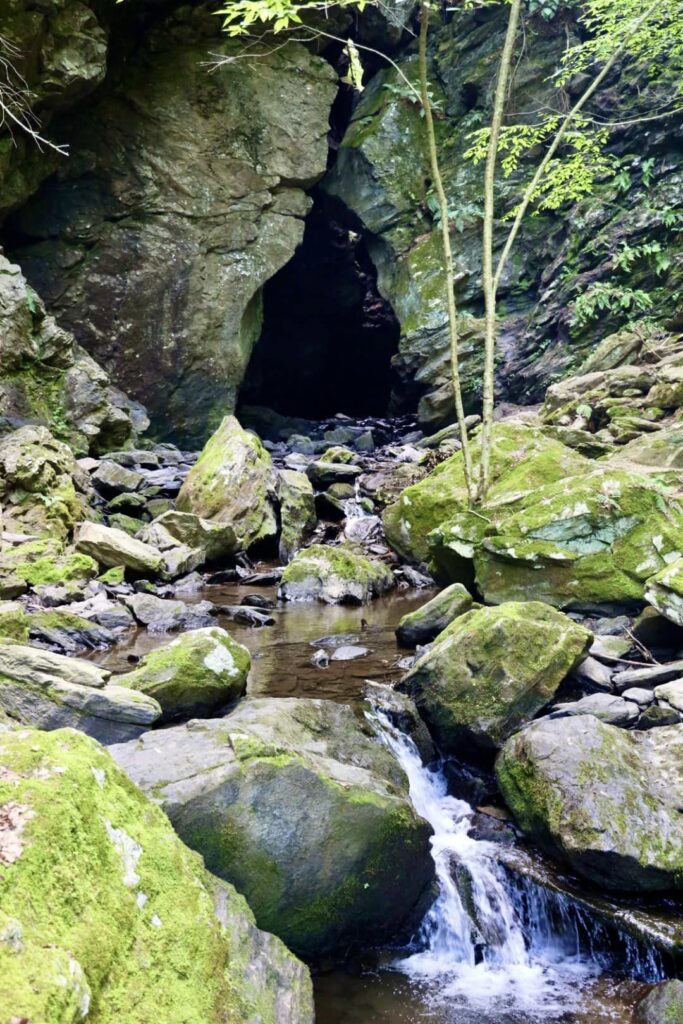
395,583,472,647
476,469,683,610
110,697,434,958
177,416,277,550
116,627,250,723
74,521,164,576
636,980,683,1024
496,716,683,892
0,425,87,540
0,726,313,1024
0,642,161,744
400,602,591,760
279,544,394,604
382,422,587,565
645,557,683,627
277,469,317,563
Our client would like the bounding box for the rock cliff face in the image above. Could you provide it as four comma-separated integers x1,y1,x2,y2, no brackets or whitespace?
2,4,681,442
324,8,683,427
0,254,145,452
7,6,337,445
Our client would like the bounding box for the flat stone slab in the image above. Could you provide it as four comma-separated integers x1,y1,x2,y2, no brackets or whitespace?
613,660,683,690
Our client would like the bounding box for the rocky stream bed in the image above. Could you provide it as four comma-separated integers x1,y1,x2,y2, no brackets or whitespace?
1,401,683,1023
1,0,682,1018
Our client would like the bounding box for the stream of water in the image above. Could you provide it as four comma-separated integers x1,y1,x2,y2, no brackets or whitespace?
314,711,661,1024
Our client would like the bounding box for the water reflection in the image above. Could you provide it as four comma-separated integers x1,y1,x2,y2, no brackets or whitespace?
89,583,435,702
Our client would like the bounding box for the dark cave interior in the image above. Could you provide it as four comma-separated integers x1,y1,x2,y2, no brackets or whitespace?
238,192,402,420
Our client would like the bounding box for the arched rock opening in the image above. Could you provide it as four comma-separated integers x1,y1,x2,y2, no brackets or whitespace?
238,192,403,421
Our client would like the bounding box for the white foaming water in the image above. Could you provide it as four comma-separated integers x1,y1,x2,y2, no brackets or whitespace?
371,712,607,1020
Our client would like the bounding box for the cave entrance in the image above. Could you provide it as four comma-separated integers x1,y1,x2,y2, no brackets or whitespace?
239,192,401,420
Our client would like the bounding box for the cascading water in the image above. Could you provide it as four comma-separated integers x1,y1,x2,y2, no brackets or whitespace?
370,711,663,1022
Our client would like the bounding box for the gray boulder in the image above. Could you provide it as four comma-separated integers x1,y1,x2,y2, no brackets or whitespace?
550,693,638,727
122,592,214,632
0,642,160,743
110,697,434,957
74,522,164,575
635,980,683,1023
496,716,683,892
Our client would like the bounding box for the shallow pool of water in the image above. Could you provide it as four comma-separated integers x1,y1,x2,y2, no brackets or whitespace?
89,581,434,702
313,969,649,1024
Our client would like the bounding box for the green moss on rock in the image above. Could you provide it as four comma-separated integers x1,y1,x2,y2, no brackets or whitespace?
116,627,250,722
279,544,394,604
383,421,588,564
177,416,277,550
400,601,591,759
496,716,683,893
476,468,683,609
0,726,313,1024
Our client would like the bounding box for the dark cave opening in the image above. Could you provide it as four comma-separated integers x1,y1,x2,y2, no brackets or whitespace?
238,191,402,421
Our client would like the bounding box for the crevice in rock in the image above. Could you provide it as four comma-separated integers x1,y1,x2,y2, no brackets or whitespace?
237,189,404,420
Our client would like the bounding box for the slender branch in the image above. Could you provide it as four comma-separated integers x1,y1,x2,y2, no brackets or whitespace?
205,25,422,102
478,0,522,503
419,1,474,503
493,0,662,294
0,34,68,157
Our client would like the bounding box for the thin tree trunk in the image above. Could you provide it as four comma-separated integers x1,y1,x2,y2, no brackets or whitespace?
418,1,474,504
493,0,660,293
478,0,522,503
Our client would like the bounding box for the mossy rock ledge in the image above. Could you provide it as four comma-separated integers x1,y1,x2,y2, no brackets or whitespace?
382,421,587,567
399,601,591,760
496,715,683,893
110,697,435,959
0,642,161,744
0,725,313,1024
115,627,250,723
279,544,394,605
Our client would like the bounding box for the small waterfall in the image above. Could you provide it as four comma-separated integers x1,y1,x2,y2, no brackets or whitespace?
371,711,664,1020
